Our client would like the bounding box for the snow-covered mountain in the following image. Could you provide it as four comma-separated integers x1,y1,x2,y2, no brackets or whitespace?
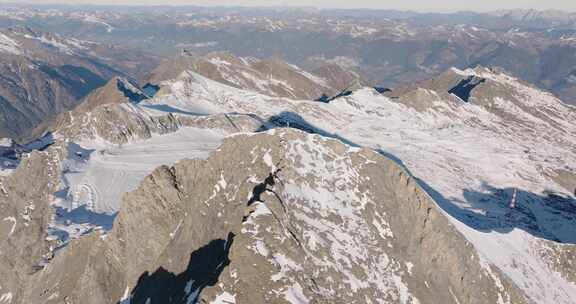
2,5,576,107
146,52,361,101
488,9,576,26
0,61,575,303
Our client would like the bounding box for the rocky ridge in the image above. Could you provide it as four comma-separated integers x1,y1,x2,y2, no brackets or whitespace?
18,129,530,304
147,52,361,101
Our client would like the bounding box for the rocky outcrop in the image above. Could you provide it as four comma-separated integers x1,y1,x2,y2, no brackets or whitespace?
54,102,265,144
19,129,529,303
143,65,576,302
73,77,148,113
146,52,362,100
0,145,63,304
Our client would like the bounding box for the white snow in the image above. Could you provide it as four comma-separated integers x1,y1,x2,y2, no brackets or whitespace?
405,262,414,275
250,202,272,218
3,217,16,236
392,274,421,304
210,291,236,304
61,127,223,214
450,67,475,77
149,68,576,303
0,138,16,176
208,57,232,67
373,212,394,239
0,139,12,147
79,14,114,33
217,173,227,190
0,292,12,303
262,151,276,171
284,282,309,304
253,239,269,257
119,286,131,304
271,253,302,282
24,34,80,55
48,127,224,244
0,160,17,177
169,219,183,239
3,60,565,302
315,91,576,303
190,41,219,48
235,131,418,301
0,33,20,55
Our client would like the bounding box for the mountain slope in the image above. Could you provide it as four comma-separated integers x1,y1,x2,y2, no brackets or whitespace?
1,62,575,303
0,27,159,141
74,76,150,113
20,129,529,304
137,66,576,303
0,107,267,303
147,52,361,100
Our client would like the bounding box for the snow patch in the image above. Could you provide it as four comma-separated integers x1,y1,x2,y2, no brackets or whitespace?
119,285,131,304
2,217,16,236
284,282,309,304
210,291,236,304
0,33,20,55
48,127,224,246
0,292,12,303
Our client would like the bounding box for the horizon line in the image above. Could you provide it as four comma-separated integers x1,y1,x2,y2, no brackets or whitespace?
0,2,574,14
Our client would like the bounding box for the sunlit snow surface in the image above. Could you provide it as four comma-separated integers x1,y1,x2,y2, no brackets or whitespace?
0,33,21,55
48,127,224,245
145,70,576,303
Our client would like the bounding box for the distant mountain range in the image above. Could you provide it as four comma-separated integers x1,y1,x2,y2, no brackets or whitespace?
0,26,159,140
0,5,574,108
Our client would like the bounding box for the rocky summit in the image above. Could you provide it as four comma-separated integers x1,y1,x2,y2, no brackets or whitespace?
9,130,529,304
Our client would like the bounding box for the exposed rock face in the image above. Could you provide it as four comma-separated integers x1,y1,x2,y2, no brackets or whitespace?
15,130,529,304
546,169,576,195
1,63,574,303
0,145,62,303
54,102,265,145
147,52,361,100
0,54,107,140
125,66,576,303
73,77,148,114
0,111,266,303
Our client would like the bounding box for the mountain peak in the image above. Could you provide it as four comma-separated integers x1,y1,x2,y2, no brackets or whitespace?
72,76,147,113
19,129,530,303
148,53,360,100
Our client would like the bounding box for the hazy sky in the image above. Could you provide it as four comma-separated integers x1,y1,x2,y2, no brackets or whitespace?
1,0,575,13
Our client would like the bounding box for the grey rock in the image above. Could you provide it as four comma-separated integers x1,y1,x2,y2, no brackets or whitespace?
19,130,529,304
